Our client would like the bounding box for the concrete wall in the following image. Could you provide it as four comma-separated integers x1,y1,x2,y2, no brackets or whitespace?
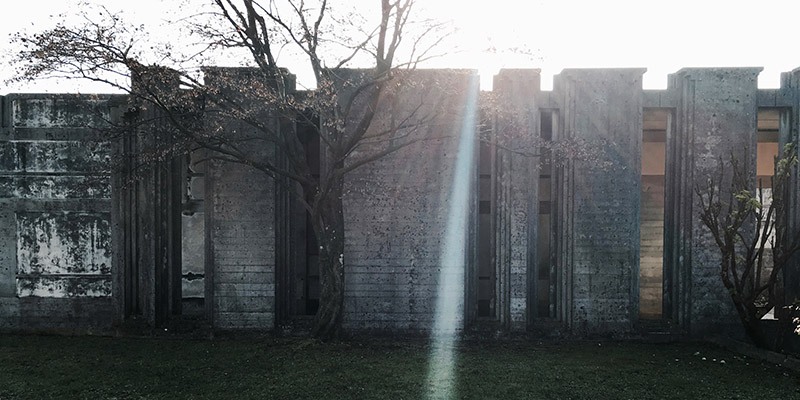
0,94,116,331
553,69,645,334
2,65,799,338
203,69,280,329
207,157,276,329
341,69,477,332
492,70,540,331
669,68,761,336
780,69,800,309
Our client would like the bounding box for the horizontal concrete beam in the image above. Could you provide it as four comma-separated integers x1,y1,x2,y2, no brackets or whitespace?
643,90,676,108
756,89,793,108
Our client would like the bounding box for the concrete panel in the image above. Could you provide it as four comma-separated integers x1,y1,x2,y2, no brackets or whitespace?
342,69,478,331
0,94,114,332
17,275,111,297
11,96,109,128
215,311,274,329
0,141,110,173
779,69,800,309
554,68,645,334
16,212,111,276
0,176,111,199
493,69,540,331
182,212,205,298
670,67,761,336
15,297,114,330
204,68,279,329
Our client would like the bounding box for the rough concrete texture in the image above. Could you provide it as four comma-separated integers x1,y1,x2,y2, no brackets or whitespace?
181,212,205,298
203,69,282,329
553,69,645,334
671,68,761,336
0,94,115,331
493,69,540,331
780,68,800,309
1,65,799,339
341,69,477,331
208,157,276,329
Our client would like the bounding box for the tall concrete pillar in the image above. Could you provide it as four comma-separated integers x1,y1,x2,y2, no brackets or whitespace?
493,69,540,331
119,66,185,327
780,68,800,310
669,67,761,336
202,67,287,329
553,68,645,334
339,69,478,332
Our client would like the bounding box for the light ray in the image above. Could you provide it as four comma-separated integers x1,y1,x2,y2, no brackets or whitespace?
425,73,479,400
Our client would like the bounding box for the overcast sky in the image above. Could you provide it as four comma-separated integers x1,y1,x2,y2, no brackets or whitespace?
2,0,799,93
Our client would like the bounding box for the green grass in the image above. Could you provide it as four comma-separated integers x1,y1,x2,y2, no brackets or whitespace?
0,334,798,399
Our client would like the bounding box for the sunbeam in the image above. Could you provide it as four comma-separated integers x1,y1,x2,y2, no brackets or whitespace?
425,73,479,400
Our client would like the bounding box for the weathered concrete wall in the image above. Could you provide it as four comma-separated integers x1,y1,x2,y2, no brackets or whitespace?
493,69,540,331
122,87,185,327
182,149,206,311
341,69,478,331
0,94,115,331
670,68,761,336
3,65,799,339
203,69,280,329
207,158,275,329
780,69,800,309
554,69,645,334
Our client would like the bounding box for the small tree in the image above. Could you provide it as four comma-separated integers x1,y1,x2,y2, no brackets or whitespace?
697,144,800,349
9,0,450,339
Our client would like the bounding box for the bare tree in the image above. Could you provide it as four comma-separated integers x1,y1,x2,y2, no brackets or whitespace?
696,144,800,349
9,0,450,339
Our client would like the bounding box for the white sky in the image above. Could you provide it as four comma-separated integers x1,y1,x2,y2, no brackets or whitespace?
1,0,799,93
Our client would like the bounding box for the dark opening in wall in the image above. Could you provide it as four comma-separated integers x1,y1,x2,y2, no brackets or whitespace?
277,116,322,321
295,120,321,316
639,109,668,320
537,110,554,318
476,135,496,318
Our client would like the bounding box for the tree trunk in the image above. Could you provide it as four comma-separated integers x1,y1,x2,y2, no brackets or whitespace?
732,298,770,349
310,176,346,340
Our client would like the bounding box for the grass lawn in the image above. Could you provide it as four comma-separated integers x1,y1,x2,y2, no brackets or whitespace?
0,334,798,399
